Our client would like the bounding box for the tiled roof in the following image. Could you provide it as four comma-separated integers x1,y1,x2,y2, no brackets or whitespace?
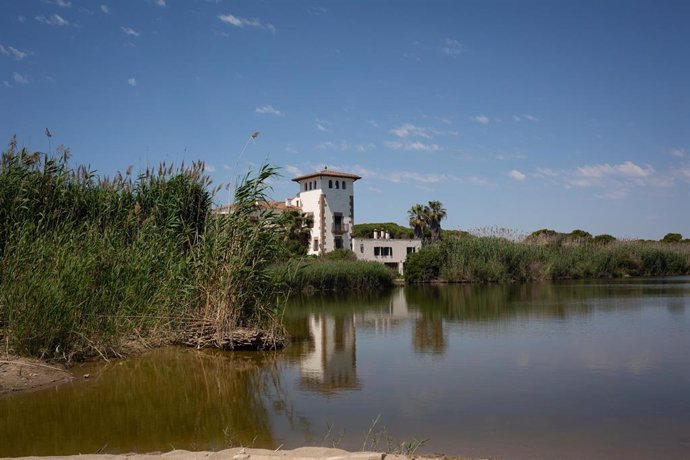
292,169,362,182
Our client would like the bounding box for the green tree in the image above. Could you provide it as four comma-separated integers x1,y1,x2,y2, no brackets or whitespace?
425,200,447,243
661,232,682,243
408,204,427,239
280,209,313,256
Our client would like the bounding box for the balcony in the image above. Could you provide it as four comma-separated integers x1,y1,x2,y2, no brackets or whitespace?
332,222,350,234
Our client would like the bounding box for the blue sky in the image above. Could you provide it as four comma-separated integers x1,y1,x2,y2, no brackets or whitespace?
1,0,689,239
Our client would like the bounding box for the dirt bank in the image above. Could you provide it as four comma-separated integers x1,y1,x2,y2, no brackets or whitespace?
0,356,73,396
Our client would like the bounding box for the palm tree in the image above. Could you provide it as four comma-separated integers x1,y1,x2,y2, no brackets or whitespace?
425,200,446,243
408,204,427,239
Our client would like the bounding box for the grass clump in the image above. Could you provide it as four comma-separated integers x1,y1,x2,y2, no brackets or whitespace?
405,236,690,284
269,258,394,292
0,137,286,361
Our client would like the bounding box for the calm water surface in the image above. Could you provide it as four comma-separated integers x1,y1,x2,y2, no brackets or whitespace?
2,278,690,459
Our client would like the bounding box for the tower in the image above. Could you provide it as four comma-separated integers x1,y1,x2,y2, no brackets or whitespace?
291,168,361,255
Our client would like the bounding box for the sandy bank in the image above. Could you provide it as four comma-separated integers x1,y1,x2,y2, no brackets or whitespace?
3,447,472,460
0,356,73,396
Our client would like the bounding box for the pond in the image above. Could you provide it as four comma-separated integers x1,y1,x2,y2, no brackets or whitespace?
2,278,690,459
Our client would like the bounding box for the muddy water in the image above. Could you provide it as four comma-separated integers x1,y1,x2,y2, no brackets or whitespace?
2,278,690,459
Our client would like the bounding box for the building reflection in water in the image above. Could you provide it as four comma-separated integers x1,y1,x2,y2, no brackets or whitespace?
299,314,360,393
298,289,448,393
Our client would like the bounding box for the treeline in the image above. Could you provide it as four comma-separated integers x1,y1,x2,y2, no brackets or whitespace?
405,235,690,283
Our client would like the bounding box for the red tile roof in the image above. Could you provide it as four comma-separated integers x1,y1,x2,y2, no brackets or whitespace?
292,169,361,182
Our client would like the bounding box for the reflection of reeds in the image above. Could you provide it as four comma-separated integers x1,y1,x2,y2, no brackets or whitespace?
0,348,287,456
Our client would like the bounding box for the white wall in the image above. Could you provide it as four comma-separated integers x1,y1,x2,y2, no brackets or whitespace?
352,237,422,274
297,176,355,255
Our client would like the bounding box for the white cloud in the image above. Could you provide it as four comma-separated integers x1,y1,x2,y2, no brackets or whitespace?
255,105,283,117
307,6,327,16
508,170,526,181
495,153,527,161
46,0,72,7
155,0,166,6
100,4,110,13
205,163,216,173
385,141,440,152
368,120,379,128
536,167,559,177
575,161,653,181
2,81,12,88
35,14,69,26
315,118,331,132
514,114,539,122
218,13,275,33
13,72,28,85
284,165,303,176
442,38,464,56
390,123,434,139
316,141,376,152
670,148,687,158
471,115,490,125
0,44,30,60
121,26,140,37
18,15,26,23
127,77,136,86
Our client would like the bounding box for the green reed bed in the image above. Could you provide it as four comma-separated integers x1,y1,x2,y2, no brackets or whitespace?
0,138,286,360
405,236,690,283
269,259,395,293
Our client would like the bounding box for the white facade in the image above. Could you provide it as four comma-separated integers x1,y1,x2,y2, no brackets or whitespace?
292,170,360,256
352,234,422,274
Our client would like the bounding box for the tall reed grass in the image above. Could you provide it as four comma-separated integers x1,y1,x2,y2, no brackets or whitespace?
0,138,286,360
405,236,690,283
269,259,394,293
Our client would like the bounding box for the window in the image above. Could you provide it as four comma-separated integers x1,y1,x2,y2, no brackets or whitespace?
313,180,317,189
313,238,319,251
360,244,364,253
334,213,342,232
329,180,333,188
407,247,416,254
342,181,346,189
335,181,339,189
334,236,343,249
374,246,393,257
304,183,307,191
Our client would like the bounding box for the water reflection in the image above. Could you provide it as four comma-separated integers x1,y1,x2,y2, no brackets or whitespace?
299,314,359,393
0,349,284,456
2,278,689,459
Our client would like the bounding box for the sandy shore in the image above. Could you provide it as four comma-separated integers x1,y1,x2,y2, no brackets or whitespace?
0,356,73,396
5,447,471,460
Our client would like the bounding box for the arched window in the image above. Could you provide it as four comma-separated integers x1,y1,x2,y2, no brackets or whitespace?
304,183,307,191
342,181,346,189
308,182,312,191
329,180,333,188
336,181,340,189
313,180,316,189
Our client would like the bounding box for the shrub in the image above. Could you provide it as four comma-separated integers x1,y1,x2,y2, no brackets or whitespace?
661,233,683,243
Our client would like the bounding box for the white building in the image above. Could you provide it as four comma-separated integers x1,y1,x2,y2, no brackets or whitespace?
289,168,361,256
352,231,422,274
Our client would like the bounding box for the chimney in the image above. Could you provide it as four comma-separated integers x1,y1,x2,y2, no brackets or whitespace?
373,230,378,239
